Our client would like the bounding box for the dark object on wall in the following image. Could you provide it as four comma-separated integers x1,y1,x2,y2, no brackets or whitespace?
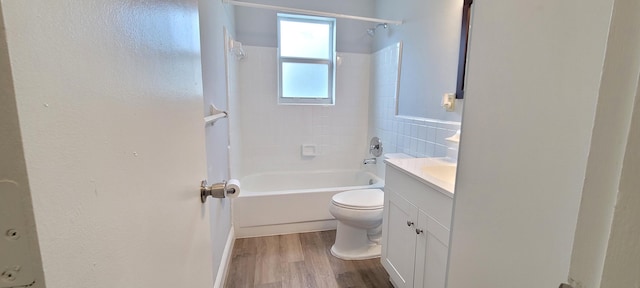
455,0,473,99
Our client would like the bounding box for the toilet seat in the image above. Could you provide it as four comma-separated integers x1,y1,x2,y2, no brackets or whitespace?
331,189,384,210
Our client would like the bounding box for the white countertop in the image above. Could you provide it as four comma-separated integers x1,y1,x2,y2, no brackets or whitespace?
384,157,457,196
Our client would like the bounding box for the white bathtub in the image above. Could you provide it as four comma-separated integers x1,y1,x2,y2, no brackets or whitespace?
234,169,383,238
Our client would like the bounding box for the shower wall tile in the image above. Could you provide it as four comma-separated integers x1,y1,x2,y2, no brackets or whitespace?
367,44,461,164
237,44,461,178
238,46,371,176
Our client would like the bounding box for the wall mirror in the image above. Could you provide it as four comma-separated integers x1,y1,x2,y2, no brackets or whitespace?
376,0,472,121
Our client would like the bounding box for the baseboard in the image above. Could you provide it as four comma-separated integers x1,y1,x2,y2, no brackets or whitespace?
235,219,337,238
214,226,235,288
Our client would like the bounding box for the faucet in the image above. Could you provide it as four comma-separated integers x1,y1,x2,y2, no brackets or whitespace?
363,157,377,165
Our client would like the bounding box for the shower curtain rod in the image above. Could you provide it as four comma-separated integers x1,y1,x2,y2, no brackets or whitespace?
223,0,403,25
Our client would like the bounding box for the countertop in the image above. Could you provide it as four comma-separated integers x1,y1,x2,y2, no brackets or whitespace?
384,157,457,196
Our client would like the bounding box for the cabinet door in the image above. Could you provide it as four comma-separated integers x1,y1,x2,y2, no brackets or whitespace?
414,210,450,288
381,188,419,288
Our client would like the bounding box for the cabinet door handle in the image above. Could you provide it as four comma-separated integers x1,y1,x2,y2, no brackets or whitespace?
406,221,414,227
416,229,424,235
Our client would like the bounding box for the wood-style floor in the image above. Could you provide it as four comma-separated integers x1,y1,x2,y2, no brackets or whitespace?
225,230,394,288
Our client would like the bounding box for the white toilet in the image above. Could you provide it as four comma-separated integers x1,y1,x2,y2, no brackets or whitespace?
329,188,384,260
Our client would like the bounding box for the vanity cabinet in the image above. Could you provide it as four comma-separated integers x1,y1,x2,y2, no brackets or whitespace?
381,164,453,288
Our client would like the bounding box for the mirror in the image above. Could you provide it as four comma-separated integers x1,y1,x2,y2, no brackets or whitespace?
374,0,471,121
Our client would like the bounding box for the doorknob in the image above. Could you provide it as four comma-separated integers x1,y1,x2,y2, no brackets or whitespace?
416,229,424,235
406,221,414,227
200,179,240,202
201,180,225,203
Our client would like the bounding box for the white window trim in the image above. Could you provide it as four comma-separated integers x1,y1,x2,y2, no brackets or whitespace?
277,14,336,105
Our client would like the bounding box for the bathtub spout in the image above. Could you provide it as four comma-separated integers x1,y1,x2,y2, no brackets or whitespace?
363,157,377,165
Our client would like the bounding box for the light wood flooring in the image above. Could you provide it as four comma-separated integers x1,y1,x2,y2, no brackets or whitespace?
225,230,394,288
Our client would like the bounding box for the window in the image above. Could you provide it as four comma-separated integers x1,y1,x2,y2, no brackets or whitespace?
277,14,336,105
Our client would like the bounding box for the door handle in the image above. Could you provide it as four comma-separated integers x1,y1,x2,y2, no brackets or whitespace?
201,180,239,203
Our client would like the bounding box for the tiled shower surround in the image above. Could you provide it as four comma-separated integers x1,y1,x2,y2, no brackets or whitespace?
236,44,461,177
368,43,461,160
238,46,370,176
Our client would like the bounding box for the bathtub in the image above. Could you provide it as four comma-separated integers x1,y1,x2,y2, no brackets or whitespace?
233,169,383,238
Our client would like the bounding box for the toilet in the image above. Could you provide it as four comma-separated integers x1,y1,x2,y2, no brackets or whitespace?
328,153,412,260
329,188,384,260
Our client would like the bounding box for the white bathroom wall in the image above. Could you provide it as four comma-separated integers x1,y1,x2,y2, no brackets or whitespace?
198,0,236,284
568,0,640,285
227,37,243,179
234,0,375,53
238,46,370,176
447,0,615,286
368,44,461,170
600,73,640,288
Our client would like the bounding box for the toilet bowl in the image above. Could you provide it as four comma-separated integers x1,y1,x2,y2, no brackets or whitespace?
329,188,384,260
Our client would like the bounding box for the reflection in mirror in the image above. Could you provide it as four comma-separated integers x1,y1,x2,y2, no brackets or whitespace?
385,0,464,121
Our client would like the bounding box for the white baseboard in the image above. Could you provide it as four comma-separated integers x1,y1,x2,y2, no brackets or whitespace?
235,219,337,238
214,226,235,288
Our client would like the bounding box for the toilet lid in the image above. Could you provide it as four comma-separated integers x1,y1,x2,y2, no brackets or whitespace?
331,189,384,210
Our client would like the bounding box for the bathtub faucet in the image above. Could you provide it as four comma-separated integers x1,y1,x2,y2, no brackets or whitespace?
363,157,377,165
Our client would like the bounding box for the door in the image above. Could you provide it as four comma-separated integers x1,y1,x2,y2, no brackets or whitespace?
0,26,45,286
414,210,450,288
1,1,214,287
381,189,419,288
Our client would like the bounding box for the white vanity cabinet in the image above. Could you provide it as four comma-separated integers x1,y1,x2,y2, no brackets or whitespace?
381,162,454,288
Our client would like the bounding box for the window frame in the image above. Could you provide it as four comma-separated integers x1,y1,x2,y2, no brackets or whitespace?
277,13,336,105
